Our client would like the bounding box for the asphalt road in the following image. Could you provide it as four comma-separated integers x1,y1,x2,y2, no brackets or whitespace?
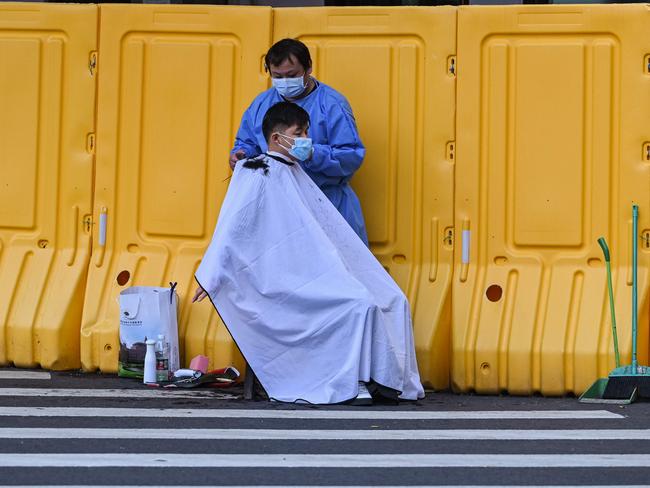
1,368,649,487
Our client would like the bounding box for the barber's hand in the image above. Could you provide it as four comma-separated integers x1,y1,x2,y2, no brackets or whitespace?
229,150,246,170
192,285,208,303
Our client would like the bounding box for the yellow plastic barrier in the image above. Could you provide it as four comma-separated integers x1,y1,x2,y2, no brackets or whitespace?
79,5,272,372
273,7,457,390
7,2,649,396
453,4,650,395
0,3,97,370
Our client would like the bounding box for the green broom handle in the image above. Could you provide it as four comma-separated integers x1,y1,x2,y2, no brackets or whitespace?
598,237,620,368
633,204,639,371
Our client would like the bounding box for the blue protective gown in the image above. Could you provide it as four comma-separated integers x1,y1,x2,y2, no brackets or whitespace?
232,80,369,245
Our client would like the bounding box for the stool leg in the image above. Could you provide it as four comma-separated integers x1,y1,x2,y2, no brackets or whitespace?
243,363,256,401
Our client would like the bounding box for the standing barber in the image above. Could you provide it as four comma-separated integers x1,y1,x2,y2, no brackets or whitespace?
230,38,368,245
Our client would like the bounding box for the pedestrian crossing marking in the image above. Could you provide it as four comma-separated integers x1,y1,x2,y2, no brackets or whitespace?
2,453,650,468
0,405,623,419
0,427,643,440
0,371,50,380
0,388,237,400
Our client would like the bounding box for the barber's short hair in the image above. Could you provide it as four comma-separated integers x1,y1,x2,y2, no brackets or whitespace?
262,102,310,142
264,38,312,72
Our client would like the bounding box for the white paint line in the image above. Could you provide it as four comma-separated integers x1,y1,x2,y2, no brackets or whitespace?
7,486,650,488
0,371,51,380
0,388,237,400
2,453,650,468
0,405,623,419
0,428,645,441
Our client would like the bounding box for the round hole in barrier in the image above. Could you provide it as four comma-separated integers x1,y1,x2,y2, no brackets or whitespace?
116,270,130,286
480,362,490,375
486,284,503,302
588,258,602,267
104,344,112,352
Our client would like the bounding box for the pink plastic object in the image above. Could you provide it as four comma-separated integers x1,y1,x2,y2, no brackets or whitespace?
189,355,209,374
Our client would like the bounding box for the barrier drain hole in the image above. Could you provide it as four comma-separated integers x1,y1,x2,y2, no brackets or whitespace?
486,284,503,302
104,344,112,352
116,270,130,286
480,362,490,375
588,258,602,267
38,240,48,249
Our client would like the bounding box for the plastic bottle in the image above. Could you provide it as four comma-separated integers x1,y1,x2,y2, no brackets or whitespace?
143,339,157,384
155,334,169,382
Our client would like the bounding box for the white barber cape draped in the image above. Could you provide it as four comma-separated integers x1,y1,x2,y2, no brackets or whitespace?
196,152,424,404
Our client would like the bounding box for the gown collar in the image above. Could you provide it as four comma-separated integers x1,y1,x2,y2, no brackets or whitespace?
266,151,295,166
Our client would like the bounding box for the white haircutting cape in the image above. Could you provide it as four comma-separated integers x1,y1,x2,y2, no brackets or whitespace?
196,152,424,404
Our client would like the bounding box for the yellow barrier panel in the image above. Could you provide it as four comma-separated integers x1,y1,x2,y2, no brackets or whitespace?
80,5,272,372
273,7,457,389
0,3,96,370
454,4,650,395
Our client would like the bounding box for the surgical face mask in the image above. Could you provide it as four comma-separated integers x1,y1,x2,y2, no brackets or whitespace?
276,133,313,161
272,76,306,99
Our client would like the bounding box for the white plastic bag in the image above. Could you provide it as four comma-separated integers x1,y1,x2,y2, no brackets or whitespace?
118,283,180,379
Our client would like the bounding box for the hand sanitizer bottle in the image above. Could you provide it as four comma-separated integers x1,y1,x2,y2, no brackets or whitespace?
143,339,157,384
155,334,169,382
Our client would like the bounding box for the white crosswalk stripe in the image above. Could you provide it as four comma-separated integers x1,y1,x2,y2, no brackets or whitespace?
2,453,650,468
0,405,622,419
0,427,645,440
0,371,51,380
0,387,238,400
0,385,641,486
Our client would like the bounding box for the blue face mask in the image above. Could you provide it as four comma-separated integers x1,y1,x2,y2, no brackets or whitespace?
277,134,313,161
272,76,306,99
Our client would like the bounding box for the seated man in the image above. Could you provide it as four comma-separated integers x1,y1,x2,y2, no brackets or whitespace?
193,102,424,405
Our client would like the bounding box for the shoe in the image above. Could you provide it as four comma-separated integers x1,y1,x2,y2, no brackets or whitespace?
366,380,400,405
349,381,373,406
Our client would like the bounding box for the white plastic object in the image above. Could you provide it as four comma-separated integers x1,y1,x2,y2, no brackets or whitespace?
173,368,201,379
98,211,107,246
143,339,157,384
462,230,471,264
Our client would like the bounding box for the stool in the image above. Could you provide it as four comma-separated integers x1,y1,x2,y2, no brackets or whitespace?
243,363,257,401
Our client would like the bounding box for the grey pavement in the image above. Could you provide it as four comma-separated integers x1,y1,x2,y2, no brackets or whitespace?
0,368,649,487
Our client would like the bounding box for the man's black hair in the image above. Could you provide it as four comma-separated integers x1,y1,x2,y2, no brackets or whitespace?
262,102,310,143
264,38,312,72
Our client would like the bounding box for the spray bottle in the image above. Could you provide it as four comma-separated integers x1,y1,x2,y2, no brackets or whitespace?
155,334,169,382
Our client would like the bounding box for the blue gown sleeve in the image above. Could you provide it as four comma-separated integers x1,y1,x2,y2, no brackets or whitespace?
306,101,365,179
232,105,262,158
